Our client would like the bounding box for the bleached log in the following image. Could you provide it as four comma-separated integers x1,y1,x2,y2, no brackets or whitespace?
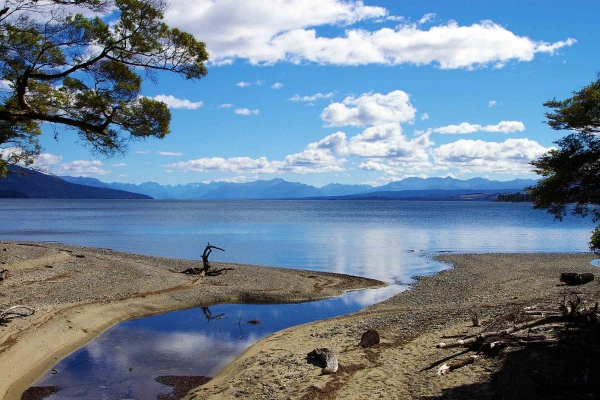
436,316,564,349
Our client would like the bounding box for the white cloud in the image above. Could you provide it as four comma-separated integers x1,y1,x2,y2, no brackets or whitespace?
157,151,184,156
418,13,436,25
421,112,429,120
219,103,234,108
321,90,416,127
271,82,284,89
151,94,203,109
236,80,263,87
116,174,127,178
54,160,110,176
234,108,260,115
432,138,551,173
136,150,150,154
215,175,248,183
164,2,575,68
489,100,497,107
166,152,345,175
290,92,335,102
308,123,433,162
432,120,525,134
112,163,127,167
386,16,405,22
358,160,396,174
0,80,11,91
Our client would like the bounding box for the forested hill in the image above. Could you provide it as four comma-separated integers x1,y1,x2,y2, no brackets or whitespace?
0,167,152,199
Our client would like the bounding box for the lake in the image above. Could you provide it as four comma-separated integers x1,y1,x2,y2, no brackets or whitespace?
0,199,595,398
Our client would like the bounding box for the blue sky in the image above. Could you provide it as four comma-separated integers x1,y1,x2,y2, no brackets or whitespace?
34,0,600,186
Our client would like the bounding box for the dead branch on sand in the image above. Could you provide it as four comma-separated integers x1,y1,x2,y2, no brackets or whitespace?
0,305,35,323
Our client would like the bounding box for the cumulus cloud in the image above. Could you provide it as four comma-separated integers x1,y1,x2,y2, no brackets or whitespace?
151,94,203,109
418,13,436,25
0,80,11,91
54,160,110,176
489,100,497,107
157,151,184,156
321,90,416,127
271,82,284,89
432,138,551,173
112,163,127,167
290,92,335,102
431,121,525,134
219,103,234,108
165,152,345,175
421,112,429,120
164,1,575,68
234,108,260,115
236,81,251,87
308,123,433,164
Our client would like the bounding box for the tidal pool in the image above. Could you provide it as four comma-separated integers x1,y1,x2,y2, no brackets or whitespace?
29,279,416,399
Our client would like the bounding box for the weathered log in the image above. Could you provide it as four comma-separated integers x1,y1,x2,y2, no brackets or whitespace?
200,242,225,276
437,355,478,375
307,348,338,374
358,329,380,348
560,272,594,285
436,315,564,349
0,305,35,322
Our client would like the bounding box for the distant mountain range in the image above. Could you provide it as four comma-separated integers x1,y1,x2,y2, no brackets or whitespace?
0,167,152,199
59,175,538,200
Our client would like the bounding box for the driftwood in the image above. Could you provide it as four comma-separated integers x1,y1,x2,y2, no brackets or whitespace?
560,272,594,285
437,355,478,375
182,243,226,276
307,348,338,374
0,305,35,322
0,269,7,282
436,315,565,349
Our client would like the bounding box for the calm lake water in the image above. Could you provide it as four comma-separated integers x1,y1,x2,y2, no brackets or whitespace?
0,199,595,398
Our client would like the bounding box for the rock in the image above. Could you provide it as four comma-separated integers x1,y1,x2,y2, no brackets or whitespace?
560,272,594,285
359,329,380,348
307,348,338,374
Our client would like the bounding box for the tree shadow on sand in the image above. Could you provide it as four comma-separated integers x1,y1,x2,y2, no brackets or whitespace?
424,319,600,399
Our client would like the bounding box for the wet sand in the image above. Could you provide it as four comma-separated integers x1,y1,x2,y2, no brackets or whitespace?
0,241,385,400
186,253,599,399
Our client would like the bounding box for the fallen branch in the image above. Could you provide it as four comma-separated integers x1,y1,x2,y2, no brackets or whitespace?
437,355,478,375
0,305,36,322
436,316,564,349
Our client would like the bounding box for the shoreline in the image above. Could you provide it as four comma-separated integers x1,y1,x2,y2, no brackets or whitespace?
186,252,599,399
0,241,386,400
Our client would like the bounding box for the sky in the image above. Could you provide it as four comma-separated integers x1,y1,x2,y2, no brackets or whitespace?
31,0,600,186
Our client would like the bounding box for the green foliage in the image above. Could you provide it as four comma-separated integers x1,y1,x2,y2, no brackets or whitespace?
590,226,600,254
528,74,600,252
496,192,536,203
0,0,208,175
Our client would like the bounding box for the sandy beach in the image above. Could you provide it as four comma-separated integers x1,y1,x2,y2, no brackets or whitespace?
187,253,599,399
0,241,385,400
1,242,598,400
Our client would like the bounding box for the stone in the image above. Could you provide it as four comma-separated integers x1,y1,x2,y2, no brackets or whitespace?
359,329,380,348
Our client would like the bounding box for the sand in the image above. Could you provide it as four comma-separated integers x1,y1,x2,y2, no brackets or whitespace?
0,241,385,400
185,253,600,399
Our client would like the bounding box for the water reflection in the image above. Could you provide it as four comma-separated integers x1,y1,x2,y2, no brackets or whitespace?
34,282,413,399
10,200,594,398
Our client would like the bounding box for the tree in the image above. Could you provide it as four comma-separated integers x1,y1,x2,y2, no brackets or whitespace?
528,74,600,252
0,0,208,176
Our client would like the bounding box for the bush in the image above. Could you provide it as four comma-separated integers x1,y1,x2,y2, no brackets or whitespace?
589,226,600,254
